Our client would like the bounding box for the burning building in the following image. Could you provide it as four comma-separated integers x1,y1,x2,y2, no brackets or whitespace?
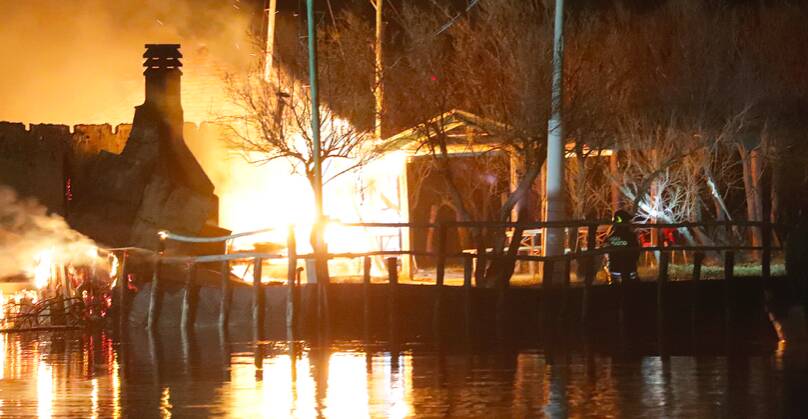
0,44,222,251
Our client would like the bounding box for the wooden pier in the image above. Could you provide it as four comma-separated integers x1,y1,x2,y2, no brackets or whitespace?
112,220,787,344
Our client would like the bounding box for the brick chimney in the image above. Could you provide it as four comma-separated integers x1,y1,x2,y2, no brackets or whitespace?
143,44,182,118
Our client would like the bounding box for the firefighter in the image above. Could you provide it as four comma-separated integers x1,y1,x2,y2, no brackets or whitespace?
786,208,808,306
606,209,641,284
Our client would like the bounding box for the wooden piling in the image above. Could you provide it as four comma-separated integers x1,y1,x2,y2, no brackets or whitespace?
474,227,486,287
147,241,165,331
363,256,371,336
558,255,571,322
496,266,509,341
181,263,197,334
387,257,399,338
252,257,264,341
581,224,598,324
657,250,670,332
691,251,704,328
761,222,772,282
463,255,473,339
692,252,704,282
286,226,297,337
219,260,231,331
433,224,447,334
117,251,129,332
724,250,735,328
540,260,554,330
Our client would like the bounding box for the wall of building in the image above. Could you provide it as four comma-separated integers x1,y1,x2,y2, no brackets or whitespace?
0,120,220,245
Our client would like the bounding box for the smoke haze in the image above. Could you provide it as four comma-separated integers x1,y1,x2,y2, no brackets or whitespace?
0,0,258,125
0,186,97,279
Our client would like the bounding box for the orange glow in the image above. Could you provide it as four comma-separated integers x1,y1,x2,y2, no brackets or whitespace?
223,350,413,418
31,249,54,290
37,361,53,419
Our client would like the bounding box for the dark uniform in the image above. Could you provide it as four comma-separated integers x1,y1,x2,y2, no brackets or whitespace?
786,216,808,306
606,210,641,283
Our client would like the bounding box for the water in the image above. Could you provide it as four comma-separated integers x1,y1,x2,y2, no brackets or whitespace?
1,330,807,418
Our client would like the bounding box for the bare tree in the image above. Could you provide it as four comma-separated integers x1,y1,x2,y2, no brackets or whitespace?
221,12,383,263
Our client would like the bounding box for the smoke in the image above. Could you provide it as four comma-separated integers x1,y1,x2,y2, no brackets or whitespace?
0,0,259,125
0,186,97,280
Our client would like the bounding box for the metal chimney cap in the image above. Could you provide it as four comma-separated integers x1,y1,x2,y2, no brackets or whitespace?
143,44,183,59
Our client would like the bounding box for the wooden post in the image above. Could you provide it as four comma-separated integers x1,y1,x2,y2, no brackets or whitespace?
387,257,399,338
582,224,598,324
724,250,735,328
540,259,554,330
463,255,473,340
363,255,372,337
253,257,264,341
761,222,772,282
147,240,165,331
692,251,704,328
560,255,571,322
496,259,510,341
433,224,447,334
657,250,670,331
117,251,129,332
181,263,197,334
692,252,704,282
286,226,297,337
219,260,231,331
474,227,486,287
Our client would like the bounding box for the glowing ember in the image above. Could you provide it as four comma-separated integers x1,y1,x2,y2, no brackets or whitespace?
108,253,120,288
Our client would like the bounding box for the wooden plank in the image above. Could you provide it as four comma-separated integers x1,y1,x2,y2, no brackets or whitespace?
474,227,486,286
582,224,598,324
252,257,264,340
219,260,231,331
181,263,197,334
433,224,447,334
724,250,735,328
657,250,670,331
387,257,399,339
117,251,129,332
286,227,297,337
463,255,473,339
363,256,372,337
147,242,164,331
691,251,705,328
762,222,772,281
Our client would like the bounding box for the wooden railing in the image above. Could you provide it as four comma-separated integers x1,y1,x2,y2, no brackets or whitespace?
117,219,785,338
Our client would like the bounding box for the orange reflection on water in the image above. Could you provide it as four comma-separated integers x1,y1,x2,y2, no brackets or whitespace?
223,349,413,418
36,361,52,419
0,333,5,380
160,387,173,418
324,353,369,418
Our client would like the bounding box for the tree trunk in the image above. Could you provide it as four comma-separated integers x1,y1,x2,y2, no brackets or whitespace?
739,144,763,248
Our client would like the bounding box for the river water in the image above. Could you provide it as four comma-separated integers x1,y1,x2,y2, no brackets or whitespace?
0,329,807,418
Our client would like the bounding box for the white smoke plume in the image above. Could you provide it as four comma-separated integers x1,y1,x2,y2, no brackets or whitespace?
0,186,98,280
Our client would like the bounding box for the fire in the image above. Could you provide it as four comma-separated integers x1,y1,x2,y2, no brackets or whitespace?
32,249,54,290
108,253,120,288
1,243,117,330
219,148,409,280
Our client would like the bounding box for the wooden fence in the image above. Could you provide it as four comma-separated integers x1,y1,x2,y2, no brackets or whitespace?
115,219,786,339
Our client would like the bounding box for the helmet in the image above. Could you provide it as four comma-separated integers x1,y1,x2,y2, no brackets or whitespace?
613,209,632,224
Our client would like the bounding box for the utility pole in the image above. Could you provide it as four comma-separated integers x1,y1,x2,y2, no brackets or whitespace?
372,0,383,140
264,0,278,82
543,0,566,284
306,0,326,284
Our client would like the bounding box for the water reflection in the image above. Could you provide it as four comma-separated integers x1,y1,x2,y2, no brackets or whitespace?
0,331,807,417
